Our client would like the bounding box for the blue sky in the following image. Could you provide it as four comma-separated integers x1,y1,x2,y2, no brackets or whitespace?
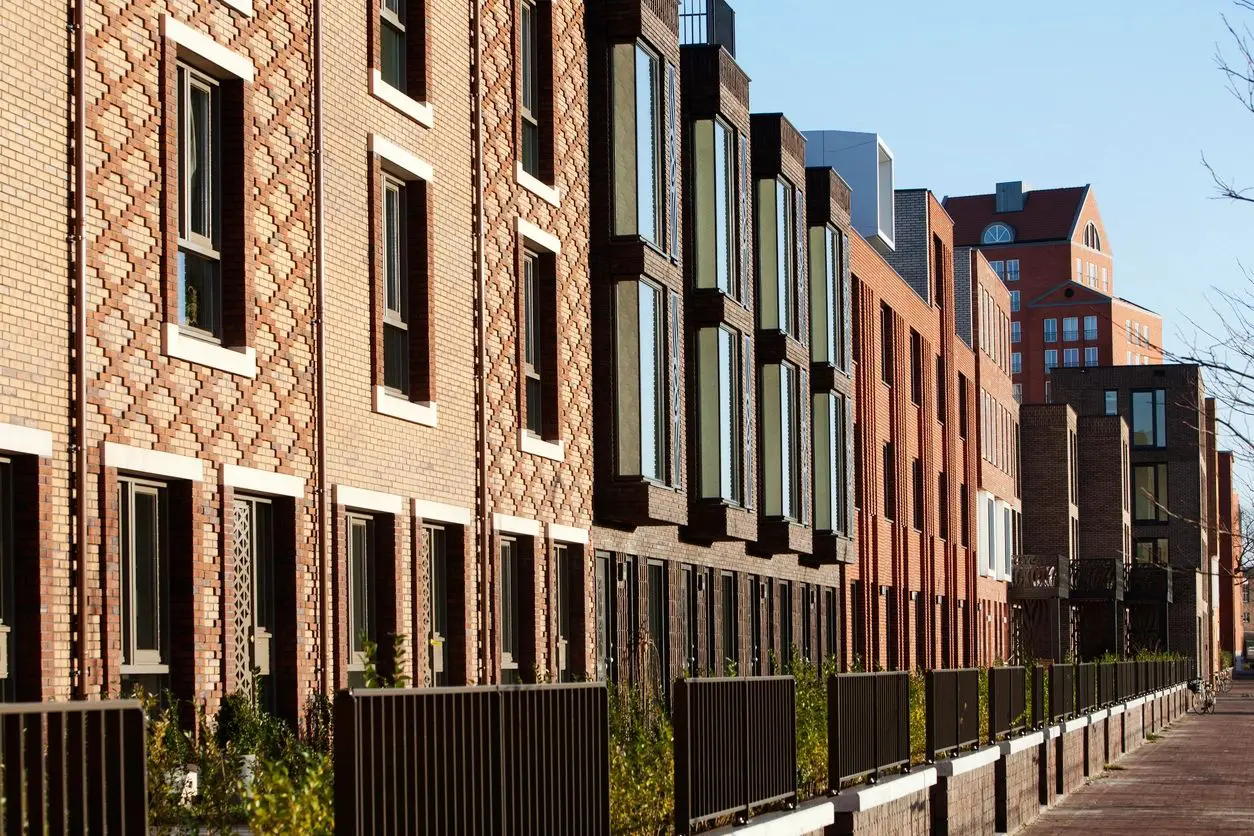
733,0,1254,474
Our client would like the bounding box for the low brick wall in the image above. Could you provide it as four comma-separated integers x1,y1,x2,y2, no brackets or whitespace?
1038,727,1059,808
930,748,999,836
1057,721,1087,796
995,732,1043,835
1084,716,1106,776
829,769,935,836
1123,700,1145,754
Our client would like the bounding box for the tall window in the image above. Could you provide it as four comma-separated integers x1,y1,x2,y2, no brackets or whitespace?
426,525,449,685
1063,348,1079,368
681,565,697,675
880,304,894,386
1011,352,1021,374
177,65,221,338
1044,349,1057,373
1009,291,1020,313
499,538,526,683
936,356,947,423
989,260,1004,279
909,330,923,406
813,392,849,535
698,326,743,502
647,561,668,683
1005,259,1020,282
763,362,801,520
615,280,667,481
694,119,738,296
1104,390,1118,415
1133,463,1169,522
522,251,558,439
120,479,170,690
380,173,432,398
809,225,842,366
1085,347,1099,367
347,513,376,686
1043,318,1057,343
1063,317,1079,342
1131,389,1166,448
518,1,552,181
379,0,414,93
1011,320,1020,344
958,374,968,438
720,572,737,672
594,552,615,681
757,177,798,335
1134,537,1169,565
612,42,663,245
911,458,924,531
882,442,896,520
937,473,949,541
779,582,793,663
1084,315,1098,341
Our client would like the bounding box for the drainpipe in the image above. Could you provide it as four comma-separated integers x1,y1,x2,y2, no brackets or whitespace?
71,0,89,699
313,0,329,692
470,0,491,684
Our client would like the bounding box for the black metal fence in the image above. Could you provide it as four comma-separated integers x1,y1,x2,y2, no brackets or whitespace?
1049,663,1075,722
673,677,795,834
0,700,148,835
829,672,910,787
988,666,1027,742
1097,662,1116,706
1031,665,1046,727
334,683,609,836
1075,663,1097,713
925,668,980,760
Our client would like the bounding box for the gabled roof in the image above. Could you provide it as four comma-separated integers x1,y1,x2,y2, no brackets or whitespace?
1028,279,1110,307
943,186,1090,247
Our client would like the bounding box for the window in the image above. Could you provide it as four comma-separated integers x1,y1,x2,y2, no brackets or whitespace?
909,330,923,405
378,169,432,401
757,177,799,336
959,483,970,546
1133,537,1169,565
810,225,843,366
694,119,739,297
1063,317,1079,342
749,575,763,674
1085,222,1101,250
120,479,170,685
347,514,377,685
1011,352,1021,374
1044,349,1057,373
1013,383,1022,403
1131,389,1166,448
763,362,802,520
720,572,737,671
681,565,698,675
1133,463,1169,522
426,525,450,685
615,279,668,481
612,42,663,245
1104,390,1118,415
594,552,615,681
813,392,849,535
177,65,222,339
800,583,813,662
1043,318,1057,343
379,0,426,97
883,442,896,520
1009,291,1020,313
519,0,553,181
647,561,669,684
912,458,924,531
880,304,894,386
1084,315,1098,341
1063,348,1079,368
989,260,1004,279
779,582,793,663
522,250,558,439
823,588,838,664
958,374,968,438
1005,259,1020,282
1088,263,1097,286
938,473,949,541
500,538,521,682
1085,347,1099,367
982,222,1014,244
936,356,946,423
698,326,743,503
1011,321,1020,343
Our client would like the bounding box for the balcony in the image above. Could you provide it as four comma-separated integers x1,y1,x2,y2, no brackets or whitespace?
1126,560,1174,603
1009,554,1070,600
679,0,736,56
1070,558,1126,601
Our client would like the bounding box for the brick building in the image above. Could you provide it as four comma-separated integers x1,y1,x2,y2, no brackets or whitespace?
1218,451,1244,660
944,182,1164,405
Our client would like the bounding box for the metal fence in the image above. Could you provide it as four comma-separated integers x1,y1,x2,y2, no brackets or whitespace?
1097,662,1116,706
0,700,148,835
988,666,1028,742
1049,664,1075,722
1030,665,1046,728
673,677,795,834
925,668,980,760
829,672,910,787
1115,661,1135,701
334,683,609,836
1075,663,1097,713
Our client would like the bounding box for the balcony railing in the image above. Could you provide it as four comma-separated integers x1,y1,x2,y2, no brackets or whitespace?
1070,558,1125,600
0,700,148,834
1127,560,1173,602
334,683,609,836
679,0,737,55
1010,554,1070,599
673,676,796,834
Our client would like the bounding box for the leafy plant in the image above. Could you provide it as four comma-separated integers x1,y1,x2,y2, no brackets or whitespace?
608,681,673,836
787,651,835,800
361,633,412,688
244,748,334,836
908,671,926,765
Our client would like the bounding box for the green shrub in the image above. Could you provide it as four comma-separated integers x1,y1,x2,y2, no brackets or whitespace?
608,682,673,836
1221,650,1234,670
908,671,926,765
788,652,835,800
244,749,334,836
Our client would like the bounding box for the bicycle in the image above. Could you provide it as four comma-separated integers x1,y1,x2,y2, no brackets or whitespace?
1189,677,1217,714
1217,669,1233,694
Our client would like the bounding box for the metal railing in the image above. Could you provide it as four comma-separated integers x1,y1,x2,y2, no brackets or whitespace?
334,683,609,836
925,668,980,760
1075,663,1098,713
1030,665,1046,727
678,0,737,55
1097,662,1116,706
1049,664,1076,722
988,666,1028,742
1070,558,1125,599
1116,661,1135,701
829,672,910,787
673,677,795,834
0,700,148,835
1126,561,1173,602
1010,554,1071,598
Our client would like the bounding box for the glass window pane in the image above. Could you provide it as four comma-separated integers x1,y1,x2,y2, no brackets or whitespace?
718,327,737,501
523,257,536,367
350,518,372,654
179,250,220,335
189,82,212,240
1155,390,1166,447
1131,391,1153,446
382,21,406,91
385,183,403,317
133,488,160,654
781,364,796,519
501,541,516,656
776,181,791,333
639,282,663,480
635,46,659,245
714,122,732,293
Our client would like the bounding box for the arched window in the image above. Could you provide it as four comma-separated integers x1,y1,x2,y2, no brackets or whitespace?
1084,222,1101,251
981,222,1014,245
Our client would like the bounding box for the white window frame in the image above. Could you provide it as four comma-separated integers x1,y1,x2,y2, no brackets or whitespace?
120,477,169,675
347,512,377,674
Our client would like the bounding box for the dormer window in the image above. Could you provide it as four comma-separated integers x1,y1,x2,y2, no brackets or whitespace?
1084,222,1101,251
981,222,1014,245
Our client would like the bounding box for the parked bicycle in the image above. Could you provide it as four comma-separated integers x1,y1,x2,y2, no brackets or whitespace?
1217,668,1233,694
1188,677,1217,714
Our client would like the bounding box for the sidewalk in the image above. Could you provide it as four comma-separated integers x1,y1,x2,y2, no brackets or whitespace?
1022,678,1254,834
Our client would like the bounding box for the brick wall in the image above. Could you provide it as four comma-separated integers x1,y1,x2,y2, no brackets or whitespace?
1058,726,1086,795
831,788,931,836
997,745,1042,833
933,764,996,836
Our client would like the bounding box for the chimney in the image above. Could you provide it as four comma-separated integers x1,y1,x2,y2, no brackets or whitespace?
995,181,1026,213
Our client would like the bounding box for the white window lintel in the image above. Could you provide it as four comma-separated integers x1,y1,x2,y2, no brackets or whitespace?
371,134,434,183
105,442,205,482
517,217,561,254
493,513,541,537
163,15,256,82
413,499,473,526
549,523,590,545
335,484,404,515
0,423,54,458
221,464,304,498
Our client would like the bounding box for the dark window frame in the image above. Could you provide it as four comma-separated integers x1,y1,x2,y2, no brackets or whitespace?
521,248,559,440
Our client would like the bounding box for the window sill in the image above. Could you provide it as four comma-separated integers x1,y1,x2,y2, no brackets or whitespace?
120,663,170,676
374,386,438,427
514,163,561,208
163,324,257,378
520,432,565,462
370,71,433,128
